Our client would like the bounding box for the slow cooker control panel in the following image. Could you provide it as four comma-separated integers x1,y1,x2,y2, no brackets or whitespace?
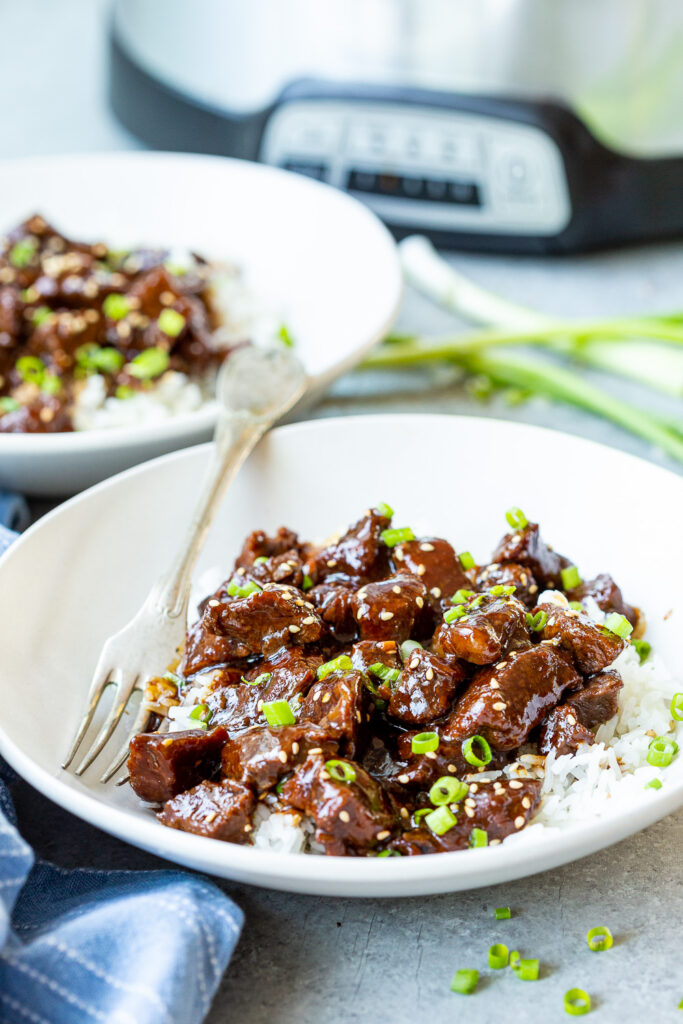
260,99,572,237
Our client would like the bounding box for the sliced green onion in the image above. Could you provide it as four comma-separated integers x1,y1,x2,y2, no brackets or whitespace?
564,988,591,1015
16,355,46,383
253,556,268,565
31,305,52,326
568,600,584,611
561,565,582,590
262,699,296,727
462,735,493,767
632,638,651,663
375,849,401,857
489,584,516,596
164,261,188,277
459,551,475,570
302,574,313,591
494,906,511,920
381,526,415,548
102,292,131,320
586,926,613,952
40,373,61,396
115,384,136,400
162,671,182,686
127,347,171,380
645,778,662,790
671,693,683,722
413,808,432,825
526,609,548,632
470,828,488,848
429,776,468,806
488,943,509,969
94,347,125,374
9,237,38,268
411,731,439,755
510,950,520,969
444,606,467,624
505,507,528,530
325,759,356,783
604,612,633,639
0,397,20,414
226,578,262,599
242,672,272,686
400,639,423,661
157,308,186,337
451,589,476,604
450,968,478,995
368,662,400,684
513,958,539,981
646,736,678,768
425,805,457,835
317,654,353,680
189,703,212,725
375,501,394,518
277,322,294,347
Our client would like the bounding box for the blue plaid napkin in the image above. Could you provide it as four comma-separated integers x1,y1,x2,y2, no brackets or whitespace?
0,494,243,1024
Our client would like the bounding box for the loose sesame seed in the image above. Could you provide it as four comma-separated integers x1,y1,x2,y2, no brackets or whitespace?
376,830,390,841
322,692,331,703
320,770,330,781
425,667,434,681
208,599,220,607
312,690,321,701
244,823,253,833
339,810,350,823
529,584,538,594
492,701,507,711
356,710,362,722
292,742,300,755
469,783,478,793
490,839,501,846
278,751,288,763
497,661,508,669
162,738,173,747
420,543,435,552
430,587,441,598
409,657,420,669
302,616,316,625
465,798,476,808
490,680,500,689
394,549,404,561
464,807,475,818
327,559,337,568
392,585,401,594
508,780,523,790
288,624,301,633
400,807,409,818
379,611,394,621
397,774,410,784
257,700,263,711
425,750,437,760
205,811,217,823
447,764,457,773
416,596,424,608
416,564,426,576
567,713,577,725
521,796,531,809
309,747,323,755
514,816,525,829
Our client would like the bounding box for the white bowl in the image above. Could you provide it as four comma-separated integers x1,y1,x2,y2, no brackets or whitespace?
0,414,681,896
0,152,401,495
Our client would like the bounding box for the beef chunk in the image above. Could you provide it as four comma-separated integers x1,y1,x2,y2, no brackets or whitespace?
128,727,228,803
432,594,529,666
391,537,472,611
475,562,539,609
158,778,254,842
281,753,395,855
203,584,324,658
234,527,303,569
441,643,581,750
567,573,638,628
308,577,359,642
351,639,401,676
182,619,240,676
539,704,594,756
537,603,624,674
538,669,622,756
243,549,305,589
309,508,391,583
390,733,509,792
299,670,367,757
352,574,428,643
0,394,72,433
492,521,568,588
388,648,466,726
222,724,338,791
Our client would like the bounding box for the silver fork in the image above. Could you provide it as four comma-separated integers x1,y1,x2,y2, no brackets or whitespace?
62,345,307,782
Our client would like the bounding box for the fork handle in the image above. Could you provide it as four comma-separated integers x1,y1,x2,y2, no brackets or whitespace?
146,409,270,620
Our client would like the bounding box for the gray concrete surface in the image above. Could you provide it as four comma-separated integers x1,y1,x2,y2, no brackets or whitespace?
3,2,683,1021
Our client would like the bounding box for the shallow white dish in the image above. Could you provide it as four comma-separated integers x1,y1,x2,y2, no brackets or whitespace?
0,152,401,495
0,414,681,897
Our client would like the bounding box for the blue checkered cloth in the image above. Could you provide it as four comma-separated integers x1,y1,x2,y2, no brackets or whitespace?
0,494,243,1024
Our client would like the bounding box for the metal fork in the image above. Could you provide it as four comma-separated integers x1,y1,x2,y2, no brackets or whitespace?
62,345,307,782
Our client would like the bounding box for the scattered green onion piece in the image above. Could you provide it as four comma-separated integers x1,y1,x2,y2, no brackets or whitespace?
424,805,457,835
450,969,478,995
670,693,683,722
40,373,61,396
470,828,488,848
645,778,662,790
646,736,678,768
164,261,188,277
275,780,284,795
375,501,394,518
302,574,313,591
227,578,262,599
375,849,401,857
413,808,432,825
564,988,591,1015
505,507,528,530
526,610,548,632
400,639,423,661
411,731,439,755
253,556,268,565
429,776,468,806
632,638,651,664
444,606,467,624
277,323,294,347
189,703,212,725
242,672,272,686
368,662,400,684
31,305,52,326
469,594,484,609
162,671,182,686
127,347,171,380
451,589,476,604
115,384,136,400
489,584,516,596
459,551,475,570
102,292,131,320
317,654,353,680
262,699,296,727
462,735,493,767
604,612,633,639
9,237,38,268
586,926,613,952
513,958,539,981
325,759,356,784
568,601,584,611
494,907,511,920
510,951,520,969
561,565,582,590
380,526,415,548
95,347,125,374
488,943,509,969
157,308,186,338
16,355,46,383
0,396,20,414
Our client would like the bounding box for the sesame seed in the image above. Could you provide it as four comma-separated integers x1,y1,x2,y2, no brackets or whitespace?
313,690,321,701
425,750,437,760
567,713,577,725
288,624,301,633
490,680,500,690
425,667,434,681
302,616,316,625
379,611,394,621
320,770,330,780
469,783,478,793
244,823,253,833
400,807,409,818
514,815,525,829
392,585,401,594
420,543,435,552
339,810,350,823
292,742,300,755
447,764,457,773
492,701,507,711
397,774,410,784
464,807,475,818
416,596,424,608
508,780,523,789
377,830,390,841
204,811,217,823
490,838,501,846
497,661,508,669
394,549,404,561
522,796,531,809
257,700,264,711
430,587,441,598
322,692,331,703
327,559,337,568
529,584,538,594
162,738,173,747
465,798,476,808
409,657,420,670
309,747,323,755
416,564,426,576
278,751,288,763
208,599,220,607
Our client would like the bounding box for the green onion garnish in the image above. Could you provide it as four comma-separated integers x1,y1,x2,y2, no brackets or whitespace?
375,849,401,857
317,654,353,680
31,305,52,326
568,601,584,611
451,589,476,604
413,808,432,825
411,731,439,755
368,663,400,684
302,574,313,591
603,612,633,639
262,699,296,727
189,703,212,725
127,347,171,380
505,507,528,530
470,828,488,848
564,988,591,1015
162,671,182,686
494,907,511,920
646,736,678,768
375,501,394,518
253,556,268,565
242,672,272,686
444,606,467,624
400,639,423,661
459,551,475,570
424,805,457,835
9,237,38,268
450,968,478,995
380,526,415,548
488,943,509,969
586,926,613,952
164,261,188,277
16,355,46,384
102,292,131,320
226,579,262,599
157,308,186,338
632,638,651,663
277,323,294,347
0,397,20,414
429,776,468,806
645,778,662,790
77,344,126,375
526,609,548,632
325,759,356,784
512,958,539,981
115,384,136,400
462,735,493,767
561,565,582,590
40,373,61,396
489,584,516,596
670,693,683,722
